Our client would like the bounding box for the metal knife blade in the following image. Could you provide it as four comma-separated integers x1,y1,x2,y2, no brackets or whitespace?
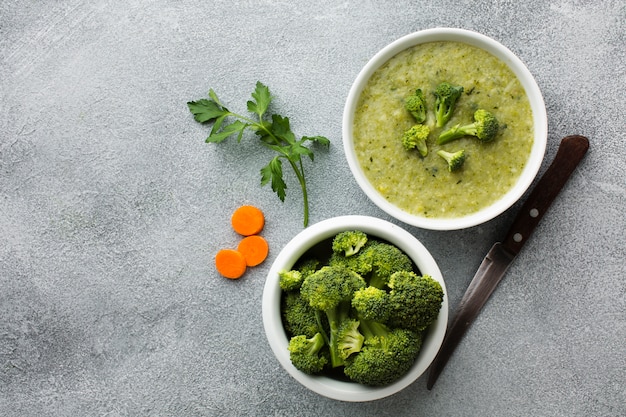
426,135,590,390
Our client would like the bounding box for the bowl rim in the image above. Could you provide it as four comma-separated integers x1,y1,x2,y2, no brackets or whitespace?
342,27,548,231
262,215,448,402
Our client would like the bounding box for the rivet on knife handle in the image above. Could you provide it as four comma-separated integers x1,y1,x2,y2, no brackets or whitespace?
426,135,589,390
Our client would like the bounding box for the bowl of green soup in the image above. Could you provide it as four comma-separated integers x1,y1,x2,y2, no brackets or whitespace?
343,28,547,230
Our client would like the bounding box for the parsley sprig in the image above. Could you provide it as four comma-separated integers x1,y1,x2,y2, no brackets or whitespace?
187,81,330,227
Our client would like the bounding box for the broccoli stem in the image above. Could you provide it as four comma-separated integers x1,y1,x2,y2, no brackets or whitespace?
306,332,326,355
435,106,448,128
368,274,387,291
359,318,390,341
437,124,475,145
325,302,351,367
314,310,329,345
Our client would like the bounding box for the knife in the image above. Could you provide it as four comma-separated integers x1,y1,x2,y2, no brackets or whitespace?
427,134,590,390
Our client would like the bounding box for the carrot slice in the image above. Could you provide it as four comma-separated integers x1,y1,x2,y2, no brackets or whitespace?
231,205,265,236
237,235,269,267
215,249,247,279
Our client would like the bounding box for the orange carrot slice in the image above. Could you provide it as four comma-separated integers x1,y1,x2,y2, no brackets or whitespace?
237,235,269,267
215,249,247,279
231,205,265,236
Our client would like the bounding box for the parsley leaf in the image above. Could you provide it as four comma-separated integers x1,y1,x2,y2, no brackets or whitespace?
205,120,248,144
187,81,329,227
247,82,271,117
260,156,287,202
187,98,227,123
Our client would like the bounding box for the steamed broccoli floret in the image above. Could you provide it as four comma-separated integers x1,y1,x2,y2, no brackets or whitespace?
352,286,390,323
436,149,466,172
279,257,322,291
386,271,444,331
404,89,427,123
343,319,422,386
434,82,464,127
360,241,414,289
337,318,365,360
279,270,304,291
282,291,324,338
401,124,430,156
328,251,373,277
332,230,368,257
288,333,329,374
437,109,499,144
300,265,366,367
294,258,321,279
329,230,372,274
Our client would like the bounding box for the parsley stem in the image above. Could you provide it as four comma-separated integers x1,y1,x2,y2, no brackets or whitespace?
288,158,309,227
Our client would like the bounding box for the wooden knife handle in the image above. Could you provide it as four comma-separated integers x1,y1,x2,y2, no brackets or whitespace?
502,135,589,254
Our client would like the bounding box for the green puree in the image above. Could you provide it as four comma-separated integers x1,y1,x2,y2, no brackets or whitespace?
354,41,534,218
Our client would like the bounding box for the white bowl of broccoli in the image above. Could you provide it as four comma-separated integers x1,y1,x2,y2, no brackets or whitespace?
262,215,448,402
343,28,548,230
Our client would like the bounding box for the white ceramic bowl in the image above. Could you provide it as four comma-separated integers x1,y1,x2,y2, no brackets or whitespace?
343,28,547,230
262,216,448,402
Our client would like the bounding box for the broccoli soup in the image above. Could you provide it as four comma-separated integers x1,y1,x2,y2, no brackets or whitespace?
353,41,533,219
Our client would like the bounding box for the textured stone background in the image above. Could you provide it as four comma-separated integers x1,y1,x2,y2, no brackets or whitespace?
1,1,624,416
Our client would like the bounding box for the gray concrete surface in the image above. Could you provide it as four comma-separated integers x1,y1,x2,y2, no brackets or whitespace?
1,1,624,416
